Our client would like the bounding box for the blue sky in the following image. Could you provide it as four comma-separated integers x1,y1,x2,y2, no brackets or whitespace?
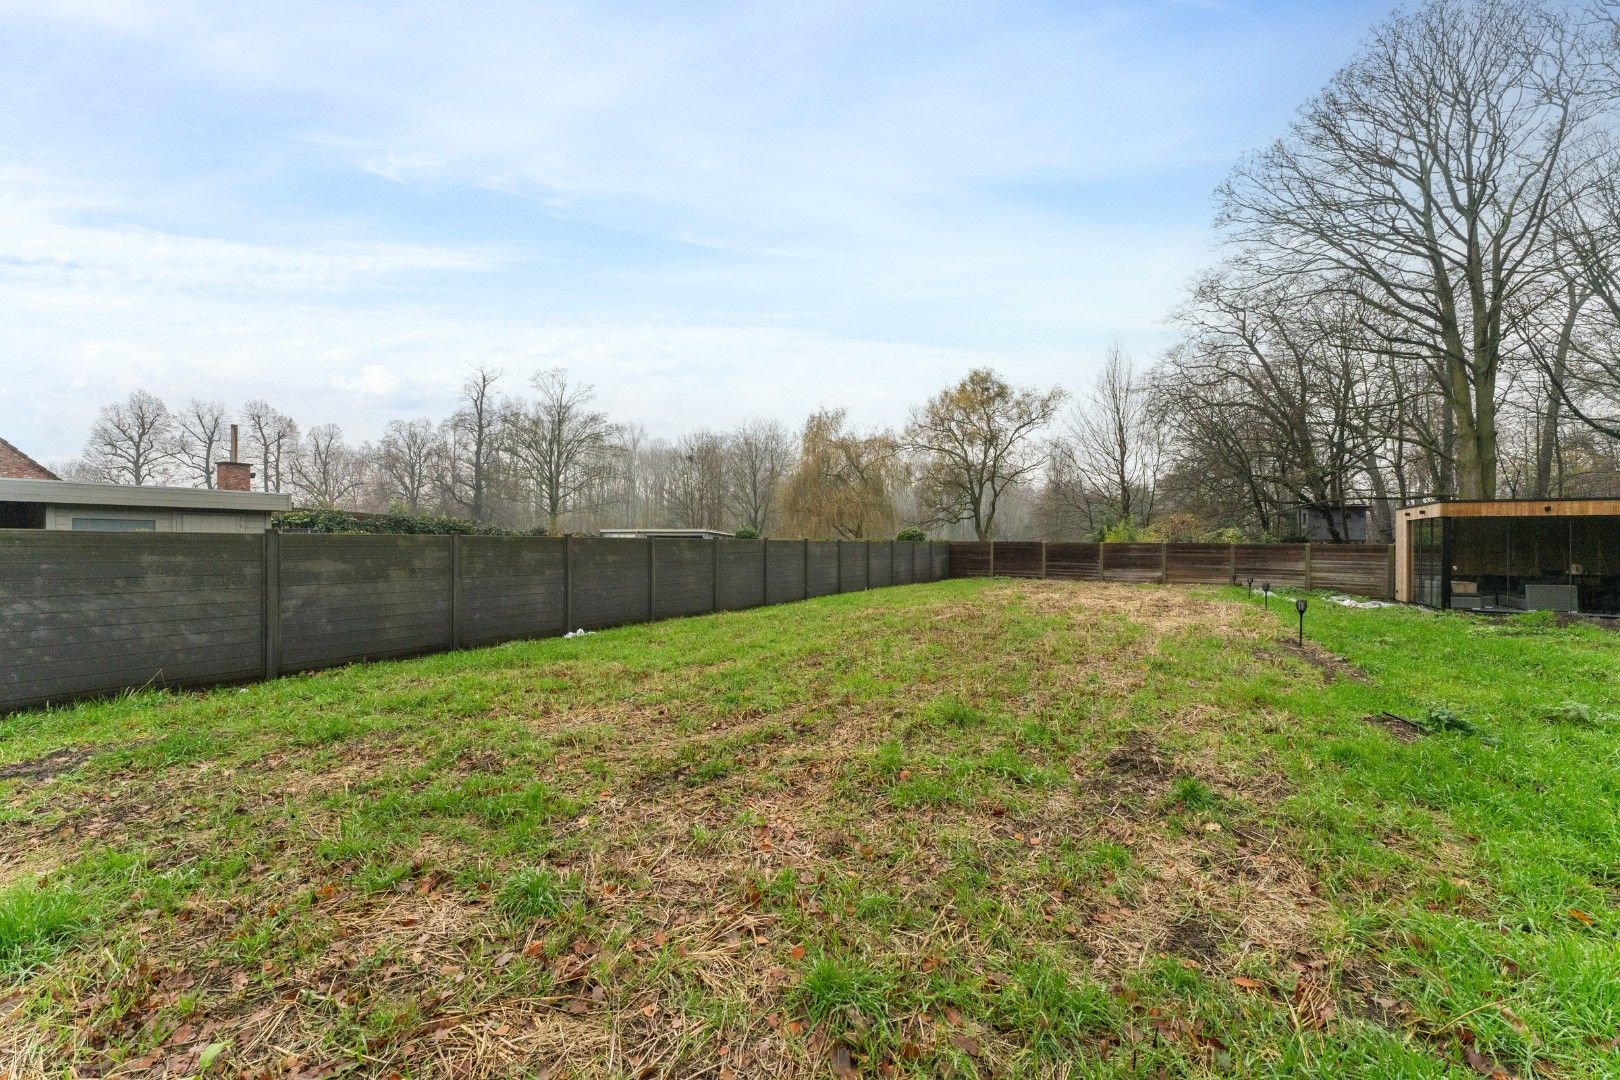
0,0,1390,464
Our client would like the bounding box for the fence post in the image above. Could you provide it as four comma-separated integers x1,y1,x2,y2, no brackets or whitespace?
1304,542,1314,591
1386,543,1397,601
865,541,872,589
761,538,769,607
647,536,656,622
1160,543,1169,585
1098,542,1107,581
988,540,995,579
712,537,720,611
1040,541,1048,579
836,540,845,592
890,540,897,584
449,533,462,649
262,531,280,679
1228,543,1237,584
563,533,574,632
803,538,810,599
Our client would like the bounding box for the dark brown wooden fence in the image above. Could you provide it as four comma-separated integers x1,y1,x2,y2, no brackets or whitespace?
0,533,949,713
948,540,1393,598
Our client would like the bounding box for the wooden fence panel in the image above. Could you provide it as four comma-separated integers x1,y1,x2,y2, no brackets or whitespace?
992,541,1044,578
1105,543,1164,583
1233,545,1308,589
1045,542,1100,580
1165,544,1232,584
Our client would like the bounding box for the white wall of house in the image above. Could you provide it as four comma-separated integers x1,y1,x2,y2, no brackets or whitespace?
42,504,274,533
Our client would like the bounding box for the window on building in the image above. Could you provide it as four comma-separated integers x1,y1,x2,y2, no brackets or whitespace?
71,517,158,532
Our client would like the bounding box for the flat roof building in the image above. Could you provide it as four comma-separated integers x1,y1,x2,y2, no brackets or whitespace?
0,477,291,533
1395,499,1620,615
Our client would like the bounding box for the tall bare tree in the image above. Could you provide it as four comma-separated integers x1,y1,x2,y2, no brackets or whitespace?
170,398,230,488
905,368,1064,540
443,366,503,523
82,390,176,485
241,400,299,493
727,417,794,534
1217,0,1614,499
503,368,614,534
290,424,369,509
1065,346,1162,528
378,417,443,513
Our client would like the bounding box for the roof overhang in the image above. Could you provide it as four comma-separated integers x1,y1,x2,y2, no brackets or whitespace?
0,477,292,513
1399,498,1620,521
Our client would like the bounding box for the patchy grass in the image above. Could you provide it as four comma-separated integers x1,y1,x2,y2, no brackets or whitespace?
2,578,1619,1078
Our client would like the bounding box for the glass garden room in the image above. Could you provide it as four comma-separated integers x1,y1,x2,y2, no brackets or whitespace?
1396,500,1620,616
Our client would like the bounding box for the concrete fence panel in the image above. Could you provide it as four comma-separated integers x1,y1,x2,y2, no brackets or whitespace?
459,537,566,646
0,532,956,714
765,539,807,605
717,539,766,611
839,541,868,592
806,540,841,596
0,532,264,708
279,534,452,672
651,537,714,620
569,537,652,630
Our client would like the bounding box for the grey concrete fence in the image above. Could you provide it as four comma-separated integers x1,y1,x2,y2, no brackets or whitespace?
947,540,1395,598
0,533,949,713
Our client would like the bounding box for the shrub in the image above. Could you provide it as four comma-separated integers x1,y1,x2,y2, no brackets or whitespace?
896,526,927,542
275,508,520,536
1099,519,1164,543
733,527,761,539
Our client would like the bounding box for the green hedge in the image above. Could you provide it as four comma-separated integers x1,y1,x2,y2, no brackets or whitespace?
275,508,533,536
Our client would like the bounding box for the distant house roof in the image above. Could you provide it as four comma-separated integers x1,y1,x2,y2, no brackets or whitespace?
598,527,736,540
0,438,59,480
0,476,291,513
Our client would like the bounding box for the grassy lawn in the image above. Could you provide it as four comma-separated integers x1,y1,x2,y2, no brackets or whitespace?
2,578,1619,1078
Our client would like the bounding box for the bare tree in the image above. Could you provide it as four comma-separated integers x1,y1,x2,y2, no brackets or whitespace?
378,417,443,513
241,400,299,493
170,399,230,488
290,424,370,509
503,368,614,534
1065,346,1162,528
82,390,176,485
726,418,794,534
1217,0,1614,499
904,368,1064,540
443,366,503,523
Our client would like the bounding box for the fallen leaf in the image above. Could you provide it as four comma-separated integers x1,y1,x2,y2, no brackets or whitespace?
1230,977,1263,991
1569,908,1596,926
789,945,806,961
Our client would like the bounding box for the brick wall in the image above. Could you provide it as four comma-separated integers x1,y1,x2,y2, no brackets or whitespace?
0,438,59,480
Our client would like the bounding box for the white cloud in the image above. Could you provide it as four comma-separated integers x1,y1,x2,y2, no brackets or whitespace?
0,0,1378,462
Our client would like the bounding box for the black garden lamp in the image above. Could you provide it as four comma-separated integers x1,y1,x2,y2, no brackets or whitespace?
1246,576,1254,596
1294,596,1308,646
1262,582,1272,608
